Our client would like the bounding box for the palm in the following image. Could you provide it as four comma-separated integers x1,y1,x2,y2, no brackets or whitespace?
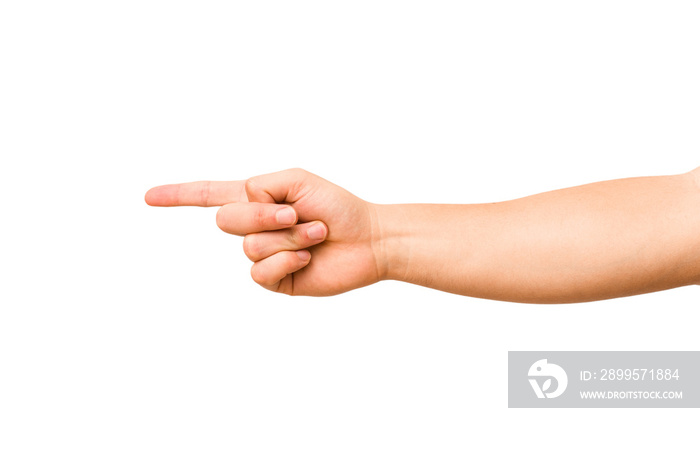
284,187,379,296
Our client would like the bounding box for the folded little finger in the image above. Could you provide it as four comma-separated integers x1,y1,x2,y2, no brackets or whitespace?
250,250,312,291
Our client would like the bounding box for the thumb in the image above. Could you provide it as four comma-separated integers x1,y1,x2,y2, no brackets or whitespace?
244,168,315,204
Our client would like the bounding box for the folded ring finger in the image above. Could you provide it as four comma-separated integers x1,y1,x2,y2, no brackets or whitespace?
243,221,328,262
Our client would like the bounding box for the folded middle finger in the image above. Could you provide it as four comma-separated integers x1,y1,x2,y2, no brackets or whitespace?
216,202,298,236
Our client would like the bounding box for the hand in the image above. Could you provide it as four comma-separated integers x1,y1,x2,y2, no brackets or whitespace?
145,168,384,296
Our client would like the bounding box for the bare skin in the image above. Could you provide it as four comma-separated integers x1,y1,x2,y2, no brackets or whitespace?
145,167,700,303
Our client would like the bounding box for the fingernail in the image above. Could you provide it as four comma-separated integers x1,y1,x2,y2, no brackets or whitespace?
296,250,311,261
276,207,296,225
307,222,326,240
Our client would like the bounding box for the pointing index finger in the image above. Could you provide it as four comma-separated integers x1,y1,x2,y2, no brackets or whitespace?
145,181,247,207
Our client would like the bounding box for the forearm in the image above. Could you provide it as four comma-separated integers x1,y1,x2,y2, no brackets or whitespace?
372,171,700,303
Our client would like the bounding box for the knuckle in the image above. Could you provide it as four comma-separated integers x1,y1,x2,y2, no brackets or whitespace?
250,264,266,285
244,178,257,195
242,235,259,260
251,264,275,287
253,206,267,228
215,207,226,230
287,228,302,247
200,181,211,206
287,167,308,179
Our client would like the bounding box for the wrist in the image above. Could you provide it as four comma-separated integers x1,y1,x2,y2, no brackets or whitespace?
368,203,412,282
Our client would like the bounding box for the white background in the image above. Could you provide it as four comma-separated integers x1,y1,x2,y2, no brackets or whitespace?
1,1,699,464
